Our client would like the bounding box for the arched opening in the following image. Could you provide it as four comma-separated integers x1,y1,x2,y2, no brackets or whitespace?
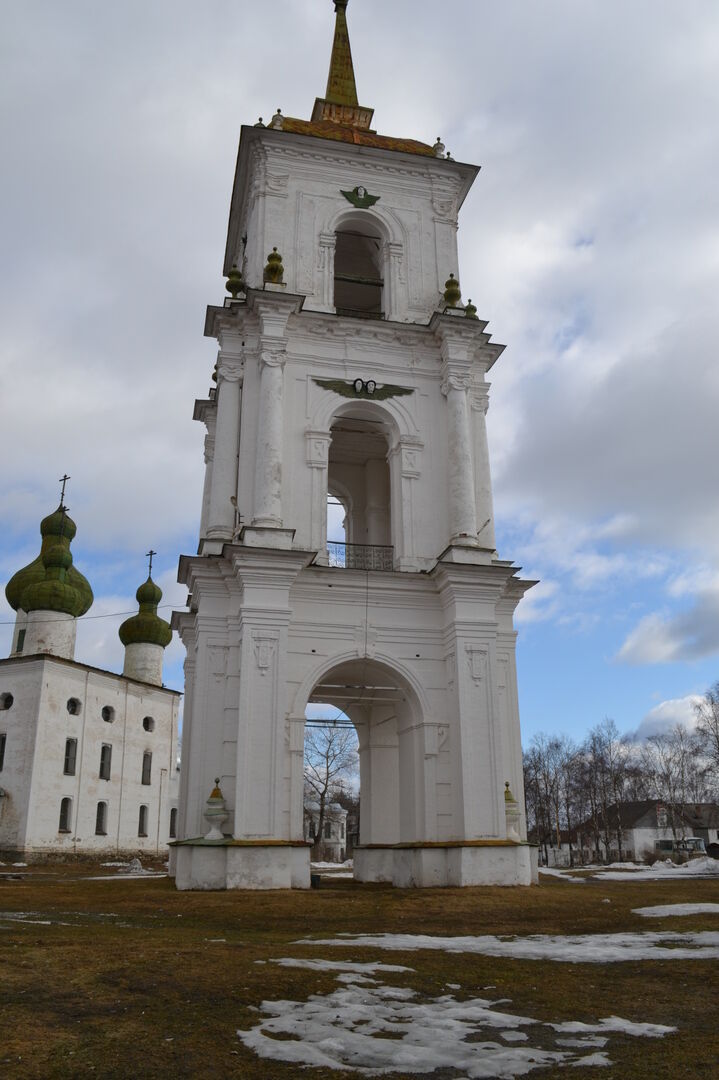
334,215,384,319
327,411,392,570
58,797,72,833
302,656,425,879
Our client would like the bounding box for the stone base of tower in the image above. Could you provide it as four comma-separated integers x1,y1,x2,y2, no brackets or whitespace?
354,842,538,888
172,840,311,891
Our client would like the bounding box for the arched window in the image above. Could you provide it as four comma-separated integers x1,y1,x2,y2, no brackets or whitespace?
95,801,108,836
334,217,383,318
141,751,152,786
327,412,392,568
169,807,177,839
138,804,149,837
59,797,72,833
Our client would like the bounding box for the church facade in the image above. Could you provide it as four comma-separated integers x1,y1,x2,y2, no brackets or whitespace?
0,504,180,858
171,0,536,889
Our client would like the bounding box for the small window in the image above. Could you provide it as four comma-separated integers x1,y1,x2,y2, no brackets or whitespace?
66,698,82,716
138,804,148,837
0,693,14,710
95,801,108,836
101,706,115,724
59,797,72,833
341,822,345,839
308,819,316,839
0,732,6,771
141,751,152,786
63,738,77,776
324,822,332,839
142,716,155,733
99,743,112,781
169,807,177,839
16,629,26,653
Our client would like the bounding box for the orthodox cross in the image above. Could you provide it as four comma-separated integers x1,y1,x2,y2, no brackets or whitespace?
146,549,157,577
58,474,71,506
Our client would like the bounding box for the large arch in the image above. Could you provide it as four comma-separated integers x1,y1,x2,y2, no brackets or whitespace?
294,652,433,871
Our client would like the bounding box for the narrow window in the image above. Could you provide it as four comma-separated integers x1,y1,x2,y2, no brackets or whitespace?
0,732,6,771
169,807,177,839
101,705,115,724
0,693,13,710
324,821,332,839
142,716,155,733
58,797,72,833
334,226,384,317
141,751,152,786
95,801,108,836
138,804,148,837
99,743,112,781
63,737,78,776
309,819,316,840
66,698,81,716
341,822,345,839
16,629,26,653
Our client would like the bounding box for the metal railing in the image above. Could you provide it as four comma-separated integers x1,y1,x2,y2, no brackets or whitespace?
327,542,394,571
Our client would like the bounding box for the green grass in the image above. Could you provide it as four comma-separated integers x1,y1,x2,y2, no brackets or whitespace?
1,862,718,1078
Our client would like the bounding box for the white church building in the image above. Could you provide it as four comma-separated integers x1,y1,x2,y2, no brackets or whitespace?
171,0,536,890
0,502,180,858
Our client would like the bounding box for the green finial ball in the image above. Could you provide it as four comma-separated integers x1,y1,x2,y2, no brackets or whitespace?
465,298,478,319
264,247,284,284
443,273,461,307
225,264,244,298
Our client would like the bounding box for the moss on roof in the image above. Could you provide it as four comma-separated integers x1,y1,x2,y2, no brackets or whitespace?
119,576,172,648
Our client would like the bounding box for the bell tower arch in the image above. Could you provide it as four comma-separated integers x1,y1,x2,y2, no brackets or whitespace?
172,0,537,891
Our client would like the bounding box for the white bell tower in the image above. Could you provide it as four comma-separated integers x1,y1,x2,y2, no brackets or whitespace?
171,0,537,890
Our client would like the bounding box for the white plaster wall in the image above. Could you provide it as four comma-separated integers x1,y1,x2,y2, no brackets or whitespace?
231,131,473,323
0,657,179,856
0,660,44,850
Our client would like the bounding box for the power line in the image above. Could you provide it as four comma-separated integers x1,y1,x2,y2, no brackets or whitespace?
0,604,177,627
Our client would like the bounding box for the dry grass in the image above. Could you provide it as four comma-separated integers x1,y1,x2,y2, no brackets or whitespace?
1,861,718,1078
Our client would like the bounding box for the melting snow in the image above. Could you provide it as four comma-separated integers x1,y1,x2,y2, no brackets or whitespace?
297,930,719,962
633,903,719,918
545,858,719,882
238,970,675,1077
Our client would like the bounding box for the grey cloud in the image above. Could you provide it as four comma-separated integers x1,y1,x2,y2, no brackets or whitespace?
618,588,719,664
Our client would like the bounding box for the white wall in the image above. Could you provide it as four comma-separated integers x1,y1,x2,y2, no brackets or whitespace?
0,656,179,856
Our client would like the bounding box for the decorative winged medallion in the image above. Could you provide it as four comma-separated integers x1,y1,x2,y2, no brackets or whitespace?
340,185,380,209
313,377,414,401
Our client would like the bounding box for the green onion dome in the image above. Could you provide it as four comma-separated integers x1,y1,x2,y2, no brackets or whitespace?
5,505,93,617
119,576,172,648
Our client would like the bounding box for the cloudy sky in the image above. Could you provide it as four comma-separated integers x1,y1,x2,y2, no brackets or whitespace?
1,0,718,745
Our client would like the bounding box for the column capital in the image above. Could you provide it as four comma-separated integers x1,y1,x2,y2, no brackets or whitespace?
259,341,287,369
217,355,244,383
441,373,471,396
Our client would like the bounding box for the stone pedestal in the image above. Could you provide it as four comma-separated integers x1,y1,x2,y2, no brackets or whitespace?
354,842,537,887
172,839,311,890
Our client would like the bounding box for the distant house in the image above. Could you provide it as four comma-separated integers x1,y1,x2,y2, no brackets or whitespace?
529,828,579,868
304,801,348,863
575,800,719,863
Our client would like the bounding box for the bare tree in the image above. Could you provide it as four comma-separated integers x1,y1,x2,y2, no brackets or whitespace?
304,724,358,856
640,724,710,837
694,681,719,780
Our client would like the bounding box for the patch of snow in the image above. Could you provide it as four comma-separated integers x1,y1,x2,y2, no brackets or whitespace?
12,862,28,867
551,1017,675,1038
298,930,719,963
83,873,166,881
272,958,412,975
633,903,719,919
238,973,675,1077
538,868,585,883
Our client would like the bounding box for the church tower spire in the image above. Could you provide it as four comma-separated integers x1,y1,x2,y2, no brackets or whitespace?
311,0,374,130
